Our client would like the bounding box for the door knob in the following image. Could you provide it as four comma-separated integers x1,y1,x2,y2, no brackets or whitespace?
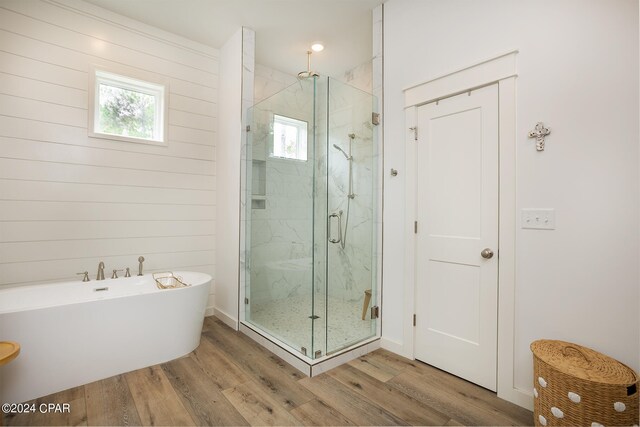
481,248,494,259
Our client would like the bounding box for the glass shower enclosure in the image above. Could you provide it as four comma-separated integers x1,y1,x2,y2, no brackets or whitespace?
244,76,378,360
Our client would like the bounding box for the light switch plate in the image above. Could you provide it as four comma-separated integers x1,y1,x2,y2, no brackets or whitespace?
521,208,555,230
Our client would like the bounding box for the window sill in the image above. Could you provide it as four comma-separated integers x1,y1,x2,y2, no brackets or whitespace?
88,131,167,147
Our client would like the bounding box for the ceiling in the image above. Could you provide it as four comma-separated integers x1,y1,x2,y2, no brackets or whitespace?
84,0,382,78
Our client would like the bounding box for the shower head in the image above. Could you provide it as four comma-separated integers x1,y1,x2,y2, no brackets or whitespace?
298,70,320,79
298,50,320,79
332,144,351,160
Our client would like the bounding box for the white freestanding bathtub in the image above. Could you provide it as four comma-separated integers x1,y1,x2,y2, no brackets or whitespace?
0,271,210,403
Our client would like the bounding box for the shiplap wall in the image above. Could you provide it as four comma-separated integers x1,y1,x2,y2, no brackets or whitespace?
0,0,218,310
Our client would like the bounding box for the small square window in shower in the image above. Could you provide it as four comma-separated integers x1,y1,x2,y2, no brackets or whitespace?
271,114,308,161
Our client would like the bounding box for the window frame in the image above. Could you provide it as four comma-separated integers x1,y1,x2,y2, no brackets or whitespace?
88,65,168,146
270,114,308,161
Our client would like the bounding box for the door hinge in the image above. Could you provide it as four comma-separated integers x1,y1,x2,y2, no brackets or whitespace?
414,221,418,234
244,297,249,305
314,350,322,358
372,112,381,126
410,126,418,141
371,306,379,319
413,314,416,326
246,125,251,132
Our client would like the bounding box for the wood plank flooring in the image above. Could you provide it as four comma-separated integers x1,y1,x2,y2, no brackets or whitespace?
4,317,533,426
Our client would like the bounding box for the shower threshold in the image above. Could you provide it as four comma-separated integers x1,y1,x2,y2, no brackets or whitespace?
239,321,380,376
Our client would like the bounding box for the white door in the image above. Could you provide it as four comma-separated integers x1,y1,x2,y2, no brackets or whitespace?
414,84,499,391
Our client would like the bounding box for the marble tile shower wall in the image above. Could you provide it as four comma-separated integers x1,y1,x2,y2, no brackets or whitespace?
339,61,374,94
324,83,376,304
247,64,376,314
254,64,298,103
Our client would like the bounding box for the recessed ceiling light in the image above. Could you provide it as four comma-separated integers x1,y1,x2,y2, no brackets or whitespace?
311,42,324,52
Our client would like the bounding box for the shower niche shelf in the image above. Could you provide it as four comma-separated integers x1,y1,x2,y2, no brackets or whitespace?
251,159,266,210
251,196,266,210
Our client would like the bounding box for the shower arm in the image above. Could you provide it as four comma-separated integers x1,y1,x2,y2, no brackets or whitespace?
298,51,319,79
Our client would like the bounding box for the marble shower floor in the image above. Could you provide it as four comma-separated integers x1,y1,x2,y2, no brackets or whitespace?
248,293,375,356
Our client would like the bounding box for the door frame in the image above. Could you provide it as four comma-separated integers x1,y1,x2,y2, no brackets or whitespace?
403,50,530,409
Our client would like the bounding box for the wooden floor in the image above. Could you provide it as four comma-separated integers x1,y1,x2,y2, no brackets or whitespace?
5,317,533,426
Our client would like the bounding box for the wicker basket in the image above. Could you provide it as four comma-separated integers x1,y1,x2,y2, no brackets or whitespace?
152,272,190,290
531,340,639,426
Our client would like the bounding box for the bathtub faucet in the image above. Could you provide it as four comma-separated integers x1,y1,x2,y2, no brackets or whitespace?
137,256,145,276
76,271,90,282
96,261,105,281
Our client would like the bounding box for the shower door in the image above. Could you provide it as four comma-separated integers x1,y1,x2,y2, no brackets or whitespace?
321,78,378,356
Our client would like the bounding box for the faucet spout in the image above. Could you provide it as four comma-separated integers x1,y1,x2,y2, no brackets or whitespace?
96,261,105,281
137,256,145,276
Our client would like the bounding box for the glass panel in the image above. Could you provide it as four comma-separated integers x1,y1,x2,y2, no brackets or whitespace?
324,77,377,355
311,77,328,359
245,78,317,354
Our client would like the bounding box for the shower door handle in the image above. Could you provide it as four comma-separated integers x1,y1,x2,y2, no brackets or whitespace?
328,212,342,244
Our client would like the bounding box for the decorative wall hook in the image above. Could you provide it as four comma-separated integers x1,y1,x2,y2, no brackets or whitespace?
528,122,551,151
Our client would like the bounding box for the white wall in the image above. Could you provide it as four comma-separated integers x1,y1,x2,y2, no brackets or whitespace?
383,0,639,398
0,0,218,309
215,28,243,327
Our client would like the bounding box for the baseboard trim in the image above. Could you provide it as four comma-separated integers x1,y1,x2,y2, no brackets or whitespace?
213,307,238,330
498,386,533,411
380,337,409,358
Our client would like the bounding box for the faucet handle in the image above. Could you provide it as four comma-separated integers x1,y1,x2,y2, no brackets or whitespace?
124,267,131,278
76,271,90,282
111,269,123,279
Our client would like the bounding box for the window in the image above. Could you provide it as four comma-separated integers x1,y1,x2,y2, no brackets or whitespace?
271,114,308,161
89,68,166,144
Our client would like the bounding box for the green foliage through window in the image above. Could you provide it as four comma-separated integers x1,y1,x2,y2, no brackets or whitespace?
272,115,307,161
98,84,156,139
